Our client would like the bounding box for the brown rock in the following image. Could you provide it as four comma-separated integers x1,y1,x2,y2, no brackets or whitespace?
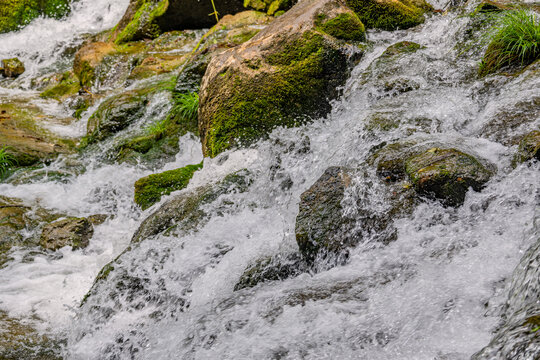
40,217,94,251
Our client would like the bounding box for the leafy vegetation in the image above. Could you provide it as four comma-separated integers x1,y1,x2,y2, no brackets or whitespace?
480,9,540,76
145,118,169,137
0,146,16,177
171,92,199,123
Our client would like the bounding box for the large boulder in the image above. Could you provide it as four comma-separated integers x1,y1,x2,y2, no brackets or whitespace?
134,163,203,210
40,217,94,251
112,0,246,44
295,166,415,263
0,0,71,34
199,0,365,157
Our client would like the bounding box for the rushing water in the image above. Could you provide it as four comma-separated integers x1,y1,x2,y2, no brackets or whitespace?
0,0,539,358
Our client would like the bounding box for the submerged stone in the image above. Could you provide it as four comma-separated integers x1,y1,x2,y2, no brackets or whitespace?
405,148,493,206
134,163,203,210
40,217,94,251
234,253,308,290
199,0,364,157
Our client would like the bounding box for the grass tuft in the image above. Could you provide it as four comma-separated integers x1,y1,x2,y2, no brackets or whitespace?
172,92,199,122
0,146,16,177
479,9,540,76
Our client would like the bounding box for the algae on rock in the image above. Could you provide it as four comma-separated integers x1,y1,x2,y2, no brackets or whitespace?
134,163,203,210
199,0,365,157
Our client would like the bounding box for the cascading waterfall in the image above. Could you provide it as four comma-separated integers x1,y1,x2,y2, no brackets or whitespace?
0,0,538,359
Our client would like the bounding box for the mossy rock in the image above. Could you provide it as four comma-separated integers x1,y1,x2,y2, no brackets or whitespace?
515,130,540,164
1,58,25,78
85,91,149,143
234,253,308,290
317,12,366,41
199,0,365,157
0,0,71,34
40,217,94,250
405,147,493,206
40,71,80,101
134,163,203,210
131,170,252,243
0,103,74,166
345,0,432,31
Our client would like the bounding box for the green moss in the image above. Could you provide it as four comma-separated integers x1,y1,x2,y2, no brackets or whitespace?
40,72,80,100
515,130,540,164
0,0,71,34
134,163,203,210
318,13,366,42
115,0,169,44
204,31,349,157
345,0,428,30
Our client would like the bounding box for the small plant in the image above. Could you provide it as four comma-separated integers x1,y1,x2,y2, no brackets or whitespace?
145,118,169,137
0,146,16,177
479,9,540,76
172,92,199,122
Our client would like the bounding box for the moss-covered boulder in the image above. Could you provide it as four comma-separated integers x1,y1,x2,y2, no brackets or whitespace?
234,253,308,290
199,0,365,157
85,91,149,143
134,163,203,210
112,0,246,45
131,170,251,243
345,0,432,31
0,311,62,360
0,102,74,166
405,148,493,206
40,217,94,251
370,142,493,206
295,166,413,263
515,130,540,164
0,0,71,34
1,58,25,78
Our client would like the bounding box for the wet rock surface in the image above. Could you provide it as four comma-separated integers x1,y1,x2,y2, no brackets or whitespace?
40,217,94,251
199,0,365,157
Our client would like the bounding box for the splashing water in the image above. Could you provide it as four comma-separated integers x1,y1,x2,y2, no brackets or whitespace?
0,0,539,359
